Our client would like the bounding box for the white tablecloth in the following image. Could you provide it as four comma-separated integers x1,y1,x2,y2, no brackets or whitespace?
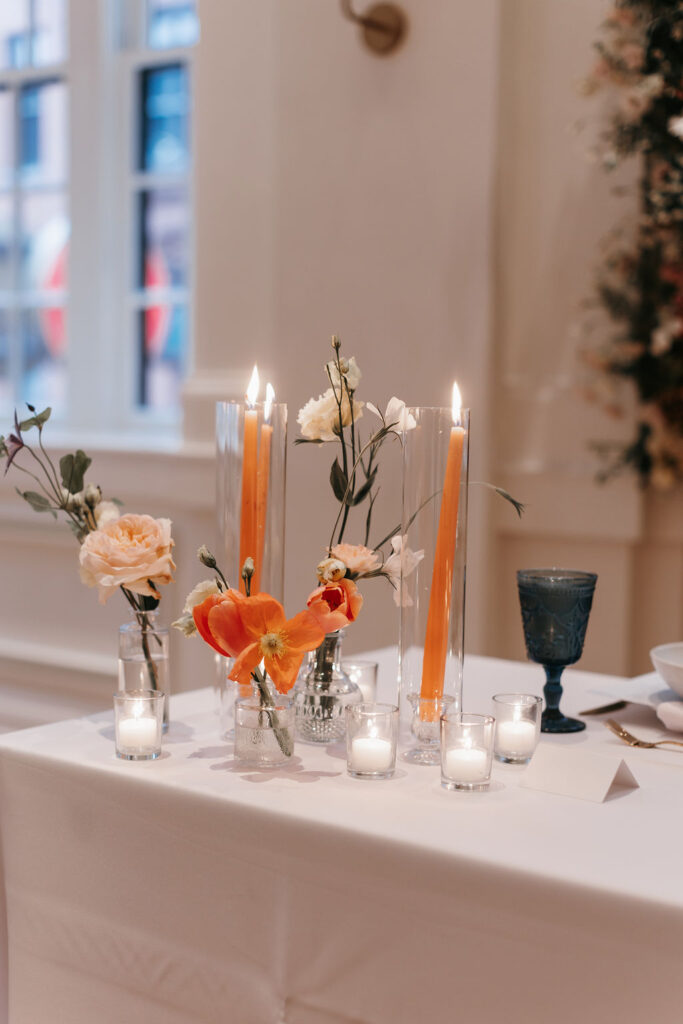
0,653,681,1024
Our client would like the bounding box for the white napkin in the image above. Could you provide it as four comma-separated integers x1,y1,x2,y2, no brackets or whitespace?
656,701,683,733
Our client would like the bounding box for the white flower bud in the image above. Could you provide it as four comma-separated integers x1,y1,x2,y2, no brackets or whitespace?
316,557,347,583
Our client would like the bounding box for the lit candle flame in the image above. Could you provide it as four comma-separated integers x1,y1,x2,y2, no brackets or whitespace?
264,382,275,422
451,381,462,426
246,365,260,407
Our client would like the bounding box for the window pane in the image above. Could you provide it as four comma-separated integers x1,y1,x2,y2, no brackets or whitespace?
19,79,67,185
147,0,198,49
140,65,189,173
20,306,66,412
0,196,13,291
21,191,68,292
0,309,9,405
140,187,188,289
138,303,186,409
33,0,67,66
0,1,30,71
0,89,13,189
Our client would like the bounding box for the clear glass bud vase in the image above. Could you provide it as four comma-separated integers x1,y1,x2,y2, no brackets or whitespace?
118,611,170,732
292,629,361,743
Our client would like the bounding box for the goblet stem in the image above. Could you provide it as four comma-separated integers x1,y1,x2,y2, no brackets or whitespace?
543,665,565,719
541,664,585,734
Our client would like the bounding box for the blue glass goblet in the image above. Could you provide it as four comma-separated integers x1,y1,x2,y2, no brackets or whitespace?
517,569,597,734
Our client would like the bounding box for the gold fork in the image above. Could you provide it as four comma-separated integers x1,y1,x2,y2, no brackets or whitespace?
605,719,683,750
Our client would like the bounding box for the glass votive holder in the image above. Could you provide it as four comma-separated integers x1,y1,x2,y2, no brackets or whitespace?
346,702,399,779
234,697,295,767
404,692,455,765
440,711,495,791
342,660,379,702
114,689,164,761
492,693,542,765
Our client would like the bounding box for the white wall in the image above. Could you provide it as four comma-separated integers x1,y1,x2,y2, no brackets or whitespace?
189,0,500,657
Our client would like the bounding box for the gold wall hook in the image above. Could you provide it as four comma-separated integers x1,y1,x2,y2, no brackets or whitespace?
340,0,407,56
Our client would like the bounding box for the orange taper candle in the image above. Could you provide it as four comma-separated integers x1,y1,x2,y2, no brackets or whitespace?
239,366,259,595
253,382,274,594
420,383,465,704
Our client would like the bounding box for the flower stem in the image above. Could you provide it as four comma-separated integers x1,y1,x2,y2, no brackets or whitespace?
252,668,293,757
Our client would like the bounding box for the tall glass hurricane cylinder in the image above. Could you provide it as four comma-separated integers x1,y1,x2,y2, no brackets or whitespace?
398,407,470,719
216,400,287,599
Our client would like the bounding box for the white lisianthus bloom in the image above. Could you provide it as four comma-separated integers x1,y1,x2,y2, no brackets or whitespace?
668,115,683,139
94,500,120,527
326,355,362,392
172,578,222,637
297,388,364,441
366,397,416,432
383,534,424,607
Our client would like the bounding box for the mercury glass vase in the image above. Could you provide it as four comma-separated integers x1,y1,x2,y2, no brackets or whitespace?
292,629,362,743
118,610,170,732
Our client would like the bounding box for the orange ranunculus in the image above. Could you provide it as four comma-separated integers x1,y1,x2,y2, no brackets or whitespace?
307,577,363,633
192,590,248,657
206,592,325,693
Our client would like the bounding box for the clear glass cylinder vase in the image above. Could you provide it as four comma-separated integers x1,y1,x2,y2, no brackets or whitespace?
216,399,287,598
292,629,362,744
398,406,470,720
118,611,170,731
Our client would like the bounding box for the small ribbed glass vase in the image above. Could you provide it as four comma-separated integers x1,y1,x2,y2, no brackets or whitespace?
292,629,361,743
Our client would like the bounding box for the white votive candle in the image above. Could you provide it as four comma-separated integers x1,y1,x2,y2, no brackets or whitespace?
117,716,158,751
496,719,537,758
350,736,394,773
445,746,488,783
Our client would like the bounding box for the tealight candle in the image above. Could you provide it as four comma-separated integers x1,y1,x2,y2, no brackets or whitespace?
445,746,489,783
492,694,542,765
114,690,164,761
118,715,158,750
346,703,399,780
351,736,393,772
441,712,495,791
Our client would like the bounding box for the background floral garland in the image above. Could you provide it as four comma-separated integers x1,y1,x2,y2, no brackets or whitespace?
582,0,683,490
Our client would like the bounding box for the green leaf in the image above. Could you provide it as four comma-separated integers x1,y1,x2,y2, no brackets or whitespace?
350,469,378,506
294,438,325,445
474,481,526,518
329,458,349,503
111,497,124,507
16,488,57,518
19,406,51,431
59,449,92,494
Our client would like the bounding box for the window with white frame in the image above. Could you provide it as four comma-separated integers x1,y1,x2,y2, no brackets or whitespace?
0,0,197,431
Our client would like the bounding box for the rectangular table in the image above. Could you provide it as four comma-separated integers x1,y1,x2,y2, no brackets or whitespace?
0,653,681,1024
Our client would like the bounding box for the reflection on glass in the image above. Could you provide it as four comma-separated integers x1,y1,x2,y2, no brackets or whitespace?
147,0,199,50
20,306,66,412
140,187,188,289
21,191,68,291
0,196,13,291
19,80,67,184
0,1,30,71
0,89,13,189
140,65,189,173
33,0,67,66
0,309,9,406
138,304,186,409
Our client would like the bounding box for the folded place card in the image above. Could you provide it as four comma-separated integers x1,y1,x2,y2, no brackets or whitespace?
519,744,639,803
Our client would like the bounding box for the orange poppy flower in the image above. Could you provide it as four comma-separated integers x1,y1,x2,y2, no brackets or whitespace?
307,577,363,633
192,590,248,657
207,592,325,693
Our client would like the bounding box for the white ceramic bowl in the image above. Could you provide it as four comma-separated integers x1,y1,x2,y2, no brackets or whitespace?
650,643,683,698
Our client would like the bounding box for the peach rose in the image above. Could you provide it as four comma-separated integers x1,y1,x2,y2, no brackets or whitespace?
307,577,363,632
330,542,380,577
79,513,175,604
